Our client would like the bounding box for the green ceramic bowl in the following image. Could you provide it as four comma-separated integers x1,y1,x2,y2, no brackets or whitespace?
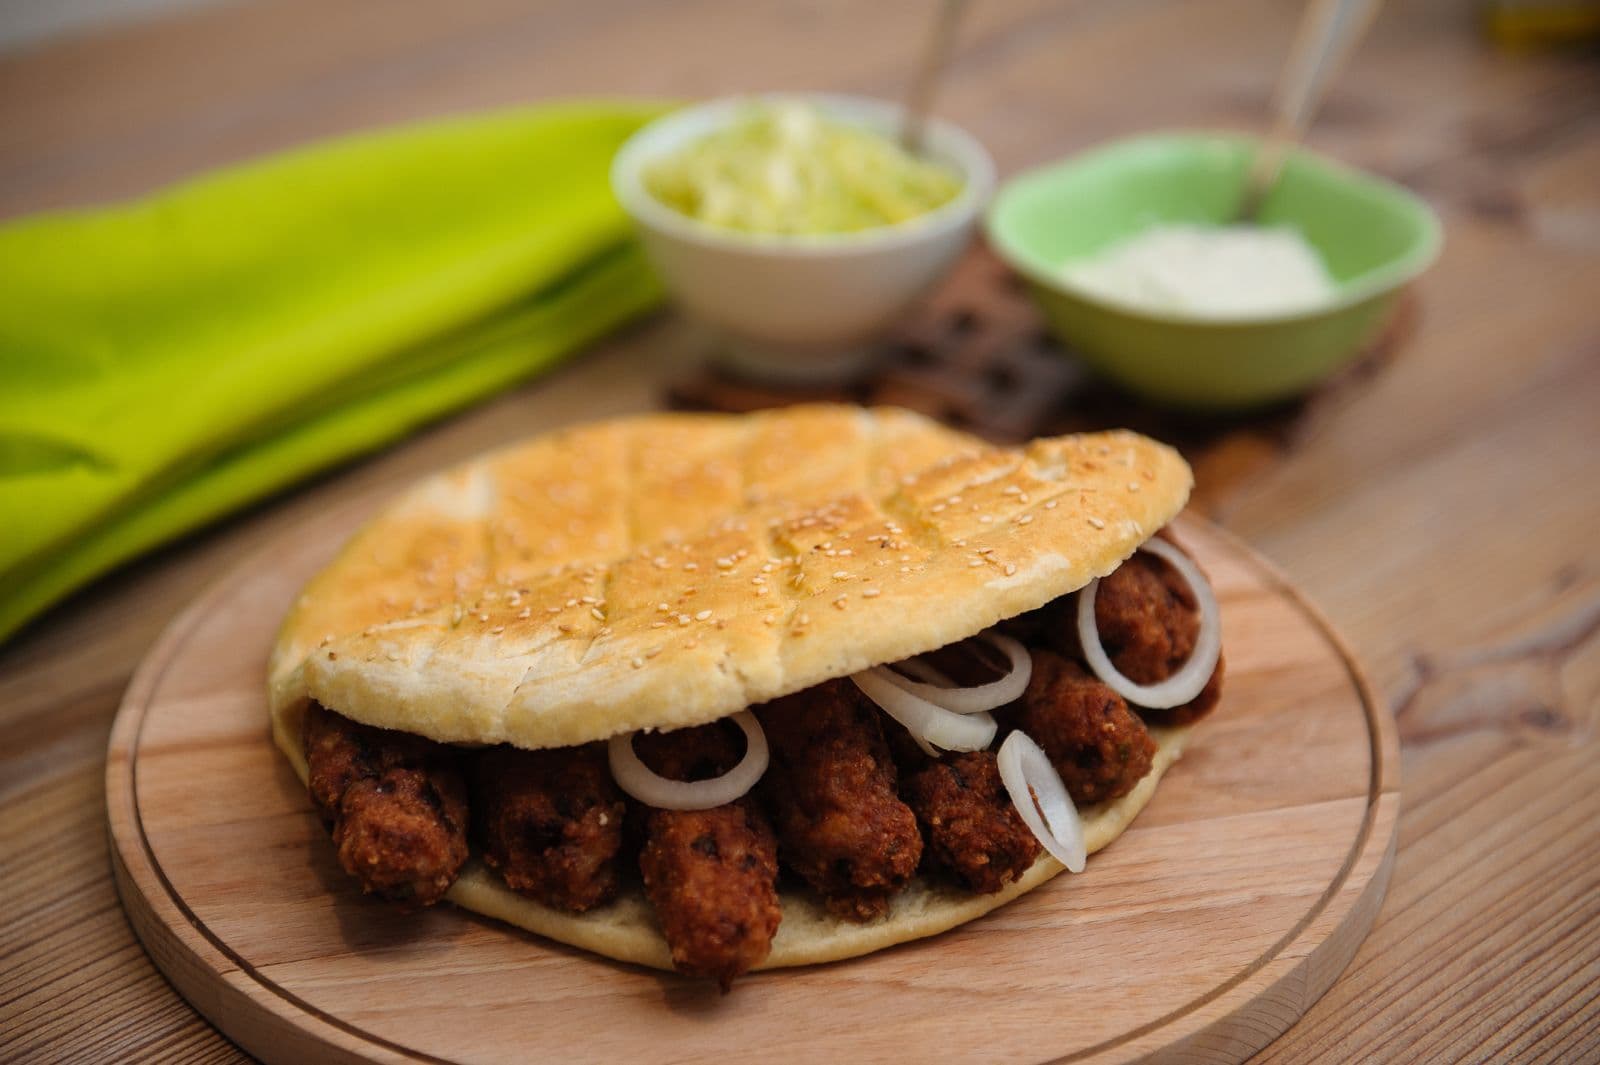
986,132,1441,409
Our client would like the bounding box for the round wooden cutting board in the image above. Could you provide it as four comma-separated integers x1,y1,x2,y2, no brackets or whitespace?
107,510,1398,1065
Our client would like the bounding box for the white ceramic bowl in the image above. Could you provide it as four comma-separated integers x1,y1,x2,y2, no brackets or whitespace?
612,93,995,381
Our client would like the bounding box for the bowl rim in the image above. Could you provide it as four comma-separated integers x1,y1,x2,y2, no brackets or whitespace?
611,92,995,257
984,130,1444,328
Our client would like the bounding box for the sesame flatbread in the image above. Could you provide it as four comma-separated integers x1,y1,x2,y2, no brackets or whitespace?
269,404,1195,970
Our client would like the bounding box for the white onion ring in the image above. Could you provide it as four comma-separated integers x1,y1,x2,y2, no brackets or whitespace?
1076,537,1222,709
882,660,950,756
878,632,1033,714
851,668,998,753
997,730,1086,873
607,711,769,810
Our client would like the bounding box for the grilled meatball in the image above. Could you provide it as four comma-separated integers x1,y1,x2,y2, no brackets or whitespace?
634,721,782,990
1090,533,1223,725
902,751,1040,893
473,742,626,913
1005,650,1155,805
1019,532,1223,725
302,702,469,908
756,681,923,922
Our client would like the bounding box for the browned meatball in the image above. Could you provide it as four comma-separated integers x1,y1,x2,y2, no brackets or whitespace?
302,702,469,908
1006,650,1155,805
1094,549,1197,681
1022,532,1223,724
902,751,1041,893
472,743,626,913
1093,535,1223,724
756,681,923,922
640,801,781,991
634,721,782,990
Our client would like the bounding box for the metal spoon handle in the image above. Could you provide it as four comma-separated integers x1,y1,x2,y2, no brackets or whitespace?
901,0,968,155
1238,0,1383,221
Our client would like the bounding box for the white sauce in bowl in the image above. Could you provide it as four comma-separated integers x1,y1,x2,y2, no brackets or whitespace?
1062,224,1337,318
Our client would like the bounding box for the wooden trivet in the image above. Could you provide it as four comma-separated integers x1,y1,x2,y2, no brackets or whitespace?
108,511,1397,1065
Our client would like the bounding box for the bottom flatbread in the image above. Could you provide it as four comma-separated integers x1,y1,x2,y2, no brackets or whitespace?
272,704,1187,971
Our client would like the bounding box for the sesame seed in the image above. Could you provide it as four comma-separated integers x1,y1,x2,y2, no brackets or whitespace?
630,657,644,669
1045,499,1058,509
517,608,531,619
833,570,850,580
489,626,505,635
477,613,489,622
1015,515,1034,526
546,605,561,614
650,621,666,628
716,557,733,569
590,607,605,621
931,504,946,513
756,587,771,597
978,515,993,524
684,639,698,649
677,614,692,626
863,588,881,598
1127,482,1141,492
695,609,712,621
968,559,985,568
797,613,811,626
565,599,578,608
558,624,574,633
900,565,912,573
1005,563,1018,576
657,602,671,611
833,596,848,609
1003,485,1022,496
580,596,597,605
647,647,663,658
1088,516,1106,529
684,562,699,571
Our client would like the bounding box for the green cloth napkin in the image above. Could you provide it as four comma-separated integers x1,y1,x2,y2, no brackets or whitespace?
0,101,668,643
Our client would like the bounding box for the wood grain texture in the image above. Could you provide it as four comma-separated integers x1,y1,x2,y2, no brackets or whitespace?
105,514,1397,1065
2,0,1597,1062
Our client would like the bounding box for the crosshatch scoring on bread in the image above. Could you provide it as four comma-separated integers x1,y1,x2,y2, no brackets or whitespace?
271,405,1190,752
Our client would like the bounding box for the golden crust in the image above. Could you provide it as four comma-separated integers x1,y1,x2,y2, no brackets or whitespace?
269,406,1191,751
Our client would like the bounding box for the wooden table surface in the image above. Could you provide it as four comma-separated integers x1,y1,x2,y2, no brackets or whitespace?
2,1,1596,1062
